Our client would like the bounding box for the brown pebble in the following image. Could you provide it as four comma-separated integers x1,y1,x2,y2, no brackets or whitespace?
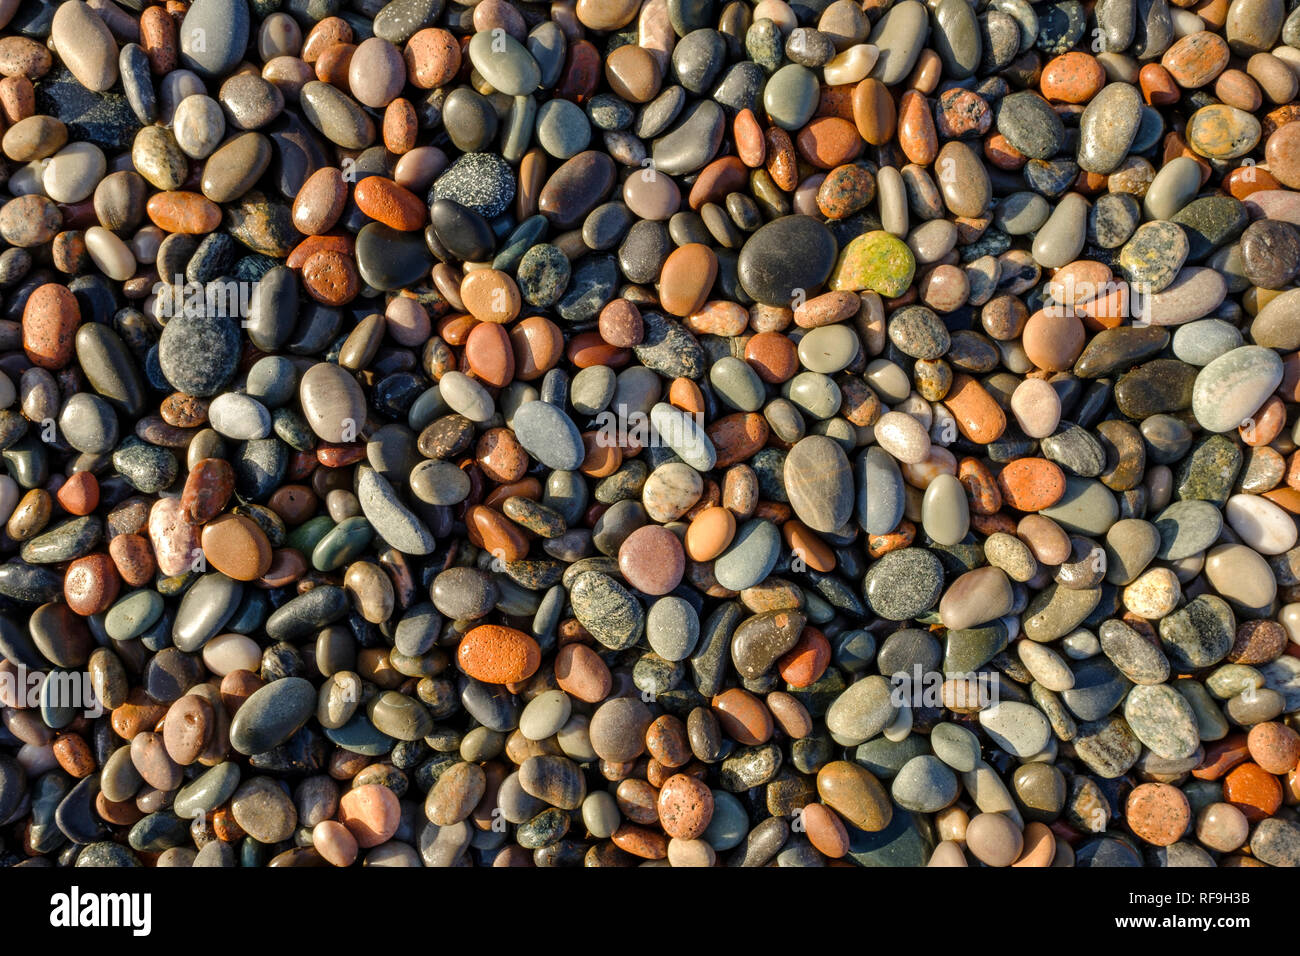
63,553,120,617
161,694,213,766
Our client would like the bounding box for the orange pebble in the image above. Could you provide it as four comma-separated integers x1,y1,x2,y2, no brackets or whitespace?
56,471,99,515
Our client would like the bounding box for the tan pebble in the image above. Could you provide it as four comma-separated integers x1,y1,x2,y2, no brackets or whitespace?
1017,514,1071,565
1122,567,1181,619
1195,801,1250,852
1009,377,1062,438
873,411,931,464
928,841,969,866
666,837,716,867
965,812,1023,866
313,819,359,866
801,802,850,857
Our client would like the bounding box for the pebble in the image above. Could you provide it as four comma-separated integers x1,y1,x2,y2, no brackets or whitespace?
1187,104,1261,159
714,518,782,592
357,467,435,556
1160,594,1236,670
512,400,585,471
998,90,1066,160
922,473,970,545
830,230,916,298
228,677,316,755
1191,345,1283,434
1125,683,1200,759
1225,493,1298,554
1126,782,1191,846
966,812,1024,867
784,436,852,533
979,701,1052,757
864,548,944,621
738,215,837,306
892,755,959,813
817,760,892,831
230,776,296,844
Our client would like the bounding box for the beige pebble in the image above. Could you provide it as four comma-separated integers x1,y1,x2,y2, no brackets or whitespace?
312,819,359,866
965,812,1024,867
823,43,878,85
1122,567,1181,619
927,841,969,866
1225,494,1298,554
1016,640,1075,691
873,410,932,464
934,805,969,843
1195,801,1249,852
201,632,262,676
1204,543,1276,609
42,141,105,203
666,837,716,866
1009,377,1062,439
85,225,137,281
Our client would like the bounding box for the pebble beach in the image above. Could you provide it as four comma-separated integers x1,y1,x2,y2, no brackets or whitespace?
0,0,1298,869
